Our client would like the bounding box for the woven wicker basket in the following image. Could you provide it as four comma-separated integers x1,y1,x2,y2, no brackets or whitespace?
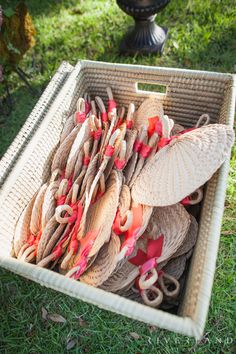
0,60,235,339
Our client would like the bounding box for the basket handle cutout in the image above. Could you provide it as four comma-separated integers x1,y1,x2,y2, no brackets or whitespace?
136,82,167,96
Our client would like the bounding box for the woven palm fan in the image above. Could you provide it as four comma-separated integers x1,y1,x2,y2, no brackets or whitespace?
72,149,84,182
132,124,235,206
171,123,185,136
125,103,135,130
60,97,87,143
65,170,122,278
57,163,100,271
84,129,121,217
14,194,36,258
104,124,127,180
29,184,47,236
160,115,174,138
116,106,125,129
172,215,198,259
36,215,58,263
119,184,131,217
95,93,117,161
38,184,81,267
41,180,60,229
162,254,187,280
124,128,138,167
83,170,122,258
110,203,190,291
117,203,153,262
134,97,164,130
79,153,100,200
89,115,102,161
64,118,91,179
51,126,79,173
19,184,48,262
100,260,137,293
129,132,159,187
124,126,147,185
80,233,121,287
144,204,191,262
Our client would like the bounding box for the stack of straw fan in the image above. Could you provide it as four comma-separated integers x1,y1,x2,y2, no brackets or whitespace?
14,89,234,309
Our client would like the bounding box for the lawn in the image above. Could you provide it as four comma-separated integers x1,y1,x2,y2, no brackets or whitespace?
0,0,235,353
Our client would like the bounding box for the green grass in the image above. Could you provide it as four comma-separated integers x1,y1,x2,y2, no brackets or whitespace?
0,0,235,353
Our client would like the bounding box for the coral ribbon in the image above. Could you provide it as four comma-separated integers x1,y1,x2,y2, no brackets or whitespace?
101,112,108,122
140,144,152,158
104,145,115,157
157,136,178,148
57,195,67,206
148,116,162,137
85,102,91,115
181,196,191,206
72,229,100,279
108,100,116,113
83,156,90,166
76,112,86,124
114,158,126,170
92,128,102,140
120,204,143,257
158,127,196,148
129,235,164,275
126,120,133,129
133,139,143,153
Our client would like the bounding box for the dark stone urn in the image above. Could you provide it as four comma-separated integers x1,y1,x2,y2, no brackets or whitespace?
117,0,170,55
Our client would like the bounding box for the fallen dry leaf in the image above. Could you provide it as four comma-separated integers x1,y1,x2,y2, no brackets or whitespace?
148,325,157,333
47,313,66,323
66,338,77,350
77,316,87,327
129,332,140,340
41,307,48,320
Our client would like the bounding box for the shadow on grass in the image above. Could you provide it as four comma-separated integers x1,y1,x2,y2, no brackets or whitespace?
0,81,46,158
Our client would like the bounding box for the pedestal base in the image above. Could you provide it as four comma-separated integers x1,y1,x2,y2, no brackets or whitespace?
120,19,168,55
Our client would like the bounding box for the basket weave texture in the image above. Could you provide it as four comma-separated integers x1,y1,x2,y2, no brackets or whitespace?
0,60,235,339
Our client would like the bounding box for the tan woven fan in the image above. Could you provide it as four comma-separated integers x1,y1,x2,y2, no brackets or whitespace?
162,255,187,280
119,184,131,217
65,170,122,278
18,184,48,263
30,184,47,237
64,119,91,179
129,132,159,187
172,215,198,259
60,97,87,143
80,233,121,287
134,97,164,129
132,124,235,206
36,216,58,263
124,128,138,167
124,126,147,185
41,180,60,229
117,203,153,262
143,204,191,263
100,260,137,293
83,170,122,258
41,223,67,259
37,223,69,268
14,195,36,258
115,203,190,290
171,123,185,136
51,126,79,173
